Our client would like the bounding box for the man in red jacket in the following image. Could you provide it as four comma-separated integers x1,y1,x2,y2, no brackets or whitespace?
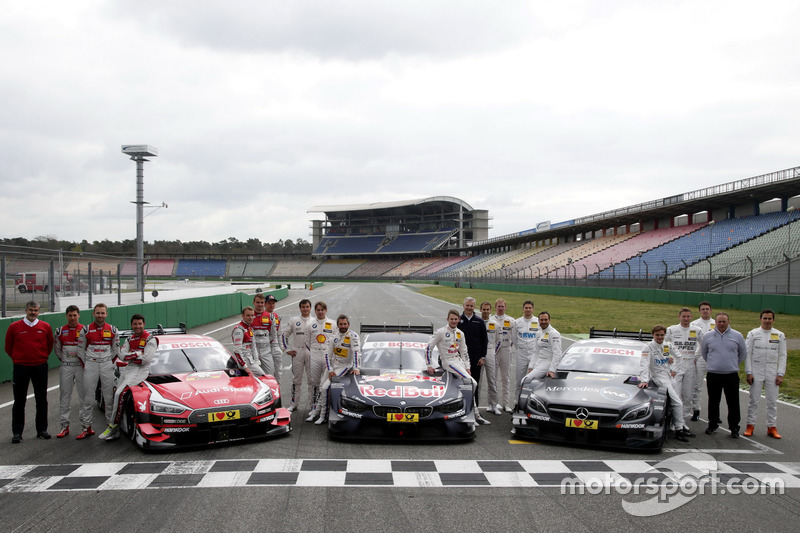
4,301,54,443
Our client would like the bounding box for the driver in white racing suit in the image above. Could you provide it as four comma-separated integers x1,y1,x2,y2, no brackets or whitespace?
426,310,482,426
480,301,499,416
689,301,715,421
514,300,538,401
665,307,704,421
526,311,562,379
315,315,360,425
744,309,787,439
492,299,516,414
282,299,314,412
99,313,157,441
638,325,694,442
305,301,335,422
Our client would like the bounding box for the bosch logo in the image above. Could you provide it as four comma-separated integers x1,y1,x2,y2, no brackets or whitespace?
214,399,230,405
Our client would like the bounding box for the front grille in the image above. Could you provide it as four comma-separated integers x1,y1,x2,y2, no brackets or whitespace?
373,406,401,417
405,406,433,418
188,404,257,424
372,405,432,419
546,404,621,423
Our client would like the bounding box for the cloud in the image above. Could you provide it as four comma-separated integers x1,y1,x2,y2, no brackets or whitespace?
1,0,799,245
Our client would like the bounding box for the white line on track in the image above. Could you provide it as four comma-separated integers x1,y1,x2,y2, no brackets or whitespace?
0,386,60,409
694,416,782,455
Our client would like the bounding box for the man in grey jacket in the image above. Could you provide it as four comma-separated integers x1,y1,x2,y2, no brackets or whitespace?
700,312,747,438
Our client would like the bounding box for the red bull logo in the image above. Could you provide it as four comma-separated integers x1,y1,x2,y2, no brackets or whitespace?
358,384,445,398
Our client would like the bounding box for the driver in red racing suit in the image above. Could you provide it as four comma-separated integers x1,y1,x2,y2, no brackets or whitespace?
99,313,157,441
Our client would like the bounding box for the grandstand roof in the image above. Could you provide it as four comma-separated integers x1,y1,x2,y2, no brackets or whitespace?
308,196,474,214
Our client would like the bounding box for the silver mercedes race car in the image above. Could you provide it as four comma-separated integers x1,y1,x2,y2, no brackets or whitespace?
511,336,671,451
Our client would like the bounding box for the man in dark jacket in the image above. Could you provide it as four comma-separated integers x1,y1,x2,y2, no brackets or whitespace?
460,297,490,425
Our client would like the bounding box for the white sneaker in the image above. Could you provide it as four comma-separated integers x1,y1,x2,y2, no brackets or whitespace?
504,406,514,413
492,404,503,415
305,410,320,422
476,415,491,426
287,405,297,412
314,417,327,425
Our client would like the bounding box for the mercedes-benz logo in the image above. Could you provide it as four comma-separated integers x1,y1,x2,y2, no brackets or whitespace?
575,407,589,420
400,401,406,406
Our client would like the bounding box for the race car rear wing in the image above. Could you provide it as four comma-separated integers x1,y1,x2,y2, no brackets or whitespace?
359,323,434,335
589,327,653,341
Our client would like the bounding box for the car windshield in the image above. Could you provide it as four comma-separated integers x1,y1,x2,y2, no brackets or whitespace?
360,340,434,371
556,343,643,375
149,341,232,375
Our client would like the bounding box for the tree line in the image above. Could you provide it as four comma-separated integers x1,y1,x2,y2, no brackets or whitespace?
1,236,312,255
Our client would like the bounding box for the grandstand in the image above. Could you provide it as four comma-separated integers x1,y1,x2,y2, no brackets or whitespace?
597,211,798,280
270,259,323,278
121,259,175,277
312,259,366,278
309,197,489,256
673,215,800,285
175,259,226,278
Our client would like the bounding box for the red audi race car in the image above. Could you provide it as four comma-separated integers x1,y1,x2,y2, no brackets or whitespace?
116,331,291,450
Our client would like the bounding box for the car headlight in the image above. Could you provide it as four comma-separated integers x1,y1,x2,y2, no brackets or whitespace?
621,401,651,421
528,394,547,414
253,384,273,405
150,399,189,415
341,395,368,412
436,399,464,414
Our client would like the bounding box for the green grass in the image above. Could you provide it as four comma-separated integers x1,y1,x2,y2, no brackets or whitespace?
416,285,800,401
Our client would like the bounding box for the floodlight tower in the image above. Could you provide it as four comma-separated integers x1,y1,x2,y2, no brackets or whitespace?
121,144,158,298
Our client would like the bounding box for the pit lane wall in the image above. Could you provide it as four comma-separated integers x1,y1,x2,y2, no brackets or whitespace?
436,281,800,315
0,288,288,383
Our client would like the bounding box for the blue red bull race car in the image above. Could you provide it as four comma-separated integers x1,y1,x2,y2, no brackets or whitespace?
327,325,477,440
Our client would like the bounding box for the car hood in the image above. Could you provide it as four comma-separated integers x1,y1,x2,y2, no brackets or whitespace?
345,371,453,404
534,372,648,408
150,370,259,407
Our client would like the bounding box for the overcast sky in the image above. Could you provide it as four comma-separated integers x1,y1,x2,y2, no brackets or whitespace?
2,1,799,245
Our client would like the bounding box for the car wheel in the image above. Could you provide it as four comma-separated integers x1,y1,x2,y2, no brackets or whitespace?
17,285,26,293
125,397,138,443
